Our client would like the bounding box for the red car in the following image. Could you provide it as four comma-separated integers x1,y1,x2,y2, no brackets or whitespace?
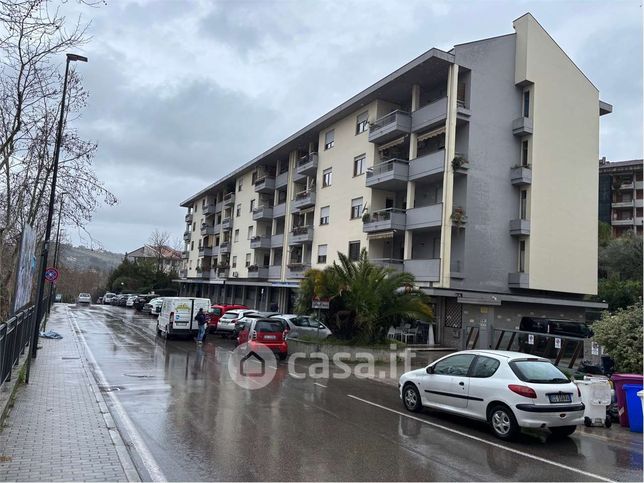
207,304,248,332
237,318,288,360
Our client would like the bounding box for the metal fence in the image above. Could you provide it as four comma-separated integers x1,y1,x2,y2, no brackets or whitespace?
0,304,37,388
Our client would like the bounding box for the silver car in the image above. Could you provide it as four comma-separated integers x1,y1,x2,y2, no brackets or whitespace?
270,314,332,340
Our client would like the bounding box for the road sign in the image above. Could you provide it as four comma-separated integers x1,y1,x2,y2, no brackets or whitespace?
311,298,330,309
44,267,59,283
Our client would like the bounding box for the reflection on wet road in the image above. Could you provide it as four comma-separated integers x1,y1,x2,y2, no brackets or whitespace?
68,305,642,481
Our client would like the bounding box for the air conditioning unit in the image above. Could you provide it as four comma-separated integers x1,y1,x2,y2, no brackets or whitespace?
232,271,239,278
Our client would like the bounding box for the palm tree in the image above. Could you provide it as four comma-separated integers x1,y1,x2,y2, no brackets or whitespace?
298,249,433,342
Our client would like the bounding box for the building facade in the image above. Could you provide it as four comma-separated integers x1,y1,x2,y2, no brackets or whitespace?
598,159,643,237
126,245,182,273
179,14,609,349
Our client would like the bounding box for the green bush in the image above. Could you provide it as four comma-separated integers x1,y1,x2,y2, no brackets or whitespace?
592,301,643,374
594,278,642,312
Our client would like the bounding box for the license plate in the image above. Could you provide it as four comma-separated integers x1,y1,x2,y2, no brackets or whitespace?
548,393,572,403
263,335,276,340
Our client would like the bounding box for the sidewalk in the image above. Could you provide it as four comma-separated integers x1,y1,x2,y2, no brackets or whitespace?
0,305,138,482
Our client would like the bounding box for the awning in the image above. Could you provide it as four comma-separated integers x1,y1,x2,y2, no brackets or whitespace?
417,126,446,143
367,231,395,240
378,136,406,151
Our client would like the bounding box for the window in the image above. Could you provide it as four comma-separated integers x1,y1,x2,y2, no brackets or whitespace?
232,256,237,268
519,240,526,272
190,241,194,250
317,244,328,264
236,204,241,217
320,206,330,225
278,190,287,204
353,155,365,176
324,130,335,150
238,180,243,191
250,199,255,212
523,90,530,117
510,360,569,384
356,112,368,134
247,226,253,240
433,354,476,376
521,140,529,166
234,229,239,243
520,190,528,219
350,197,363,219
192,222,196,231
322,168,332,187
470,356,500,378
348,241,360,261
245,253,251,267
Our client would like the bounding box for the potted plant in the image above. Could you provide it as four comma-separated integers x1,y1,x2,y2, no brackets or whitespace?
362,212,371,223
450,207,467,228
248,264,259,272
452,155,468,171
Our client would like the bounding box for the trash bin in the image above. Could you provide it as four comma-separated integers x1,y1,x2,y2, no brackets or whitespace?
576,377,612,427
623,384,643,433
612,374,644,427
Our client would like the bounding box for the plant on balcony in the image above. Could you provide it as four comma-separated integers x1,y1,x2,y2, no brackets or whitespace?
216,261,229,270
250,235,261,242
287,261,304,269
292,225,309,236
247,264,259,272
295,190,310,200
452,156,468,170
361,212,371,223
450,207,467,228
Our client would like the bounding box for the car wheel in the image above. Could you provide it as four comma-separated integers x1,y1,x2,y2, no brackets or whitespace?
489,404,520,441
156,323,162,336
402,383,422,412
604,417,612,428
278,352,287,361
549,425,577,438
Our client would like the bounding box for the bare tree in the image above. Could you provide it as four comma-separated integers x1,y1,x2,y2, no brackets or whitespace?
148,229,171,274
0,0,116,317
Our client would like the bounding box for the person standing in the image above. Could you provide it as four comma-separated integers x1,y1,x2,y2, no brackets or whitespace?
195,308,207,344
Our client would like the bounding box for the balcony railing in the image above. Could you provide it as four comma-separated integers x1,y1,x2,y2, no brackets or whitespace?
185,212,193,223
183,230,191,241
289,226,314,245
403,259,440,282
363,208,407,233
510,166,532,186
369,258,403,271
292,190,316,210
268,265,282,279
181,250,189,259
272,203,286,218
509,219,531,236
254,176,276,193
612,200,634,208
411,98,447,133
512,116,533,136
252,205,273,221
223,192,235,206
368,110,412,144
200,224,217,236
296,153,319,177
250,236,271,249
221,218,233,231
406,203,443,230
275,171,288,188
203,203,216,216
247,265,269,279
409,149,445,181
508,272,529,288
219,242,231,254
366,159,409,190
286,262,311,279
271,233,284,247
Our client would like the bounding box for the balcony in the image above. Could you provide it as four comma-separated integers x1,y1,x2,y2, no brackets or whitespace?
368,110,412,144
411,98,447,133
409,150,445,181
185,212,193,223
452,154,469,175
289,226,314,245
612,218,635,227
269,265,282,279
512,116,533,136
286,263,311,279
272,203,286,218
200,224,217,236
181,250,189,259
179,269,187,279
617,182,635,190
292,190,316,211
296,153,319,177
406,203,443,230
403,259,440,283
252,205,273,221
365,159,409,191
221,218,233,231
247,266,269,279
509,219,531,236
250,236,271,249
370,258,403,272
510,166,532,186
217,268,230,279
254,176,276,193
612,200,634,208
271,233,284,247
203,203,216,216
198,246,217,257
363,208,406,233
450,260,465,280
275,171,288,188
219,242,231,254
215,201,223,213
183,230,191,242
508,272,529,288
223,192,235,206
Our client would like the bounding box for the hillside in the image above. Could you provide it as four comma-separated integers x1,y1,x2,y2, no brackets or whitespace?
59,244,124,273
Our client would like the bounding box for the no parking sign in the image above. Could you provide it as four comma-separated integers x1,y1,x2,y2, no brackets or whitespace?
44,267,59,283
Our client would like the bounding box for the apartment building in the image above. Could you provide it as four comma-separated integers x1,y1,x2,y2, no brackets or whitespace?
179,14,609,349
598,159,643,236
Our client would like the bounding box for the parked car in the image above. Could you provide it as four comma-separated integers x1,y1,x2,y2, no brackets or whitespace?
519,317,593,338
114,294,129,306
233,312,280,339
103,292,116,304
156,297,211,339
134,294,157,311
399,350,584,441
270,314,332,340
206,304,248,332
236,317,288,360
215,309,257,336
125,295,139,308
143,297,164,315
77,293,92,305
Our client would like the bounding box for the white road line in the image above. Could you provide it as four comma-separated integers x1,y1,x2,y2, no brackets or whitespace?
314,382,327,388
70,311,167,482
346,394,613,483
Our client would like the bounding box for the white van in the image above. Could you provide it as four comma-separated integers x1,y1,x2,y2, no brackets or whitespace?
156,297,211,338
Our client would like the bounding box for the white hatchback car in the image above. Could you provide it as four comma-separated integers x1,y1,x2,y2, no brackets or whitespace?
216,309,258,335
399,350,584,440
77,293,91,304
270,314,332,340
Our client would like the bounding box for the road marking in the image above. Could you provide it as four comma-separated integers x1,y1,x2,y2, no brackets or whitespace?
346,394,612,483
70,312,167,482
314,382,327,388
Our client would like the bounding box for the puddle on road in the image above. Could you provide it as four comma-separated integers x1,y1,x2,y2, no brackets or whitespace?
98,385,124,392
123,373,155,379
61,356,80,360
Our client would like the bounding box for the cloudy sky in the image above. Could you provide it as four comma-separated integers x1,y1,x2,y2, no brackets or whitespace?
64,0,643,254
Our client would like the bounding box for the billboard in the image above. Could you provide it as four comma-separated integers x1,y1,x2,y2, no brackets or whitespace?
12,224,37,314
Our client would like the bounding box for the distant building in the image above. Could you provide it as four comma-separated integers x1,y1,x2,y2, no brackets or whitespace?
598,159,643,236
126,245,182,273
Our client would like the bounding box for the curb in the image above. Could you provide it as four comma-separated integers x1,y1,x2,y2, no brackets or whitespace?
0,352,28,429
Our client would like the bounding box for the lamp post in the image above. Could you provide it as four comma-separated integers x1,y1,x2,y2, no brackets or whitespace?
30,53,88,361
47,192,68,314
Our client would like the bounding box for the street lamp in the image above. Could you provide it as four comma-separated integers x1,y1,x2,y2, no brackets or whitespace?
47,191,68,314
30,53,88,361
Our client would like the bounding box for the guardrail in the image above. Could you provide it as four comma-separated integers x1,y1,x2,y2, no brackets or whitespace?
0,304,38,389
493,328,586,368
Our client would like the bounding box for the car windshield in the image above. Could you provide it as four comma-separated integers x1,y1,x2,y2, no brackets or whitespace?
510,360,570,384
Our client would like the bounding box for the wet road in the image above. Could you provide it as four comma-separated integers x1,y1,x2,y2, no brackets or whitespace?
68,305,642,482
